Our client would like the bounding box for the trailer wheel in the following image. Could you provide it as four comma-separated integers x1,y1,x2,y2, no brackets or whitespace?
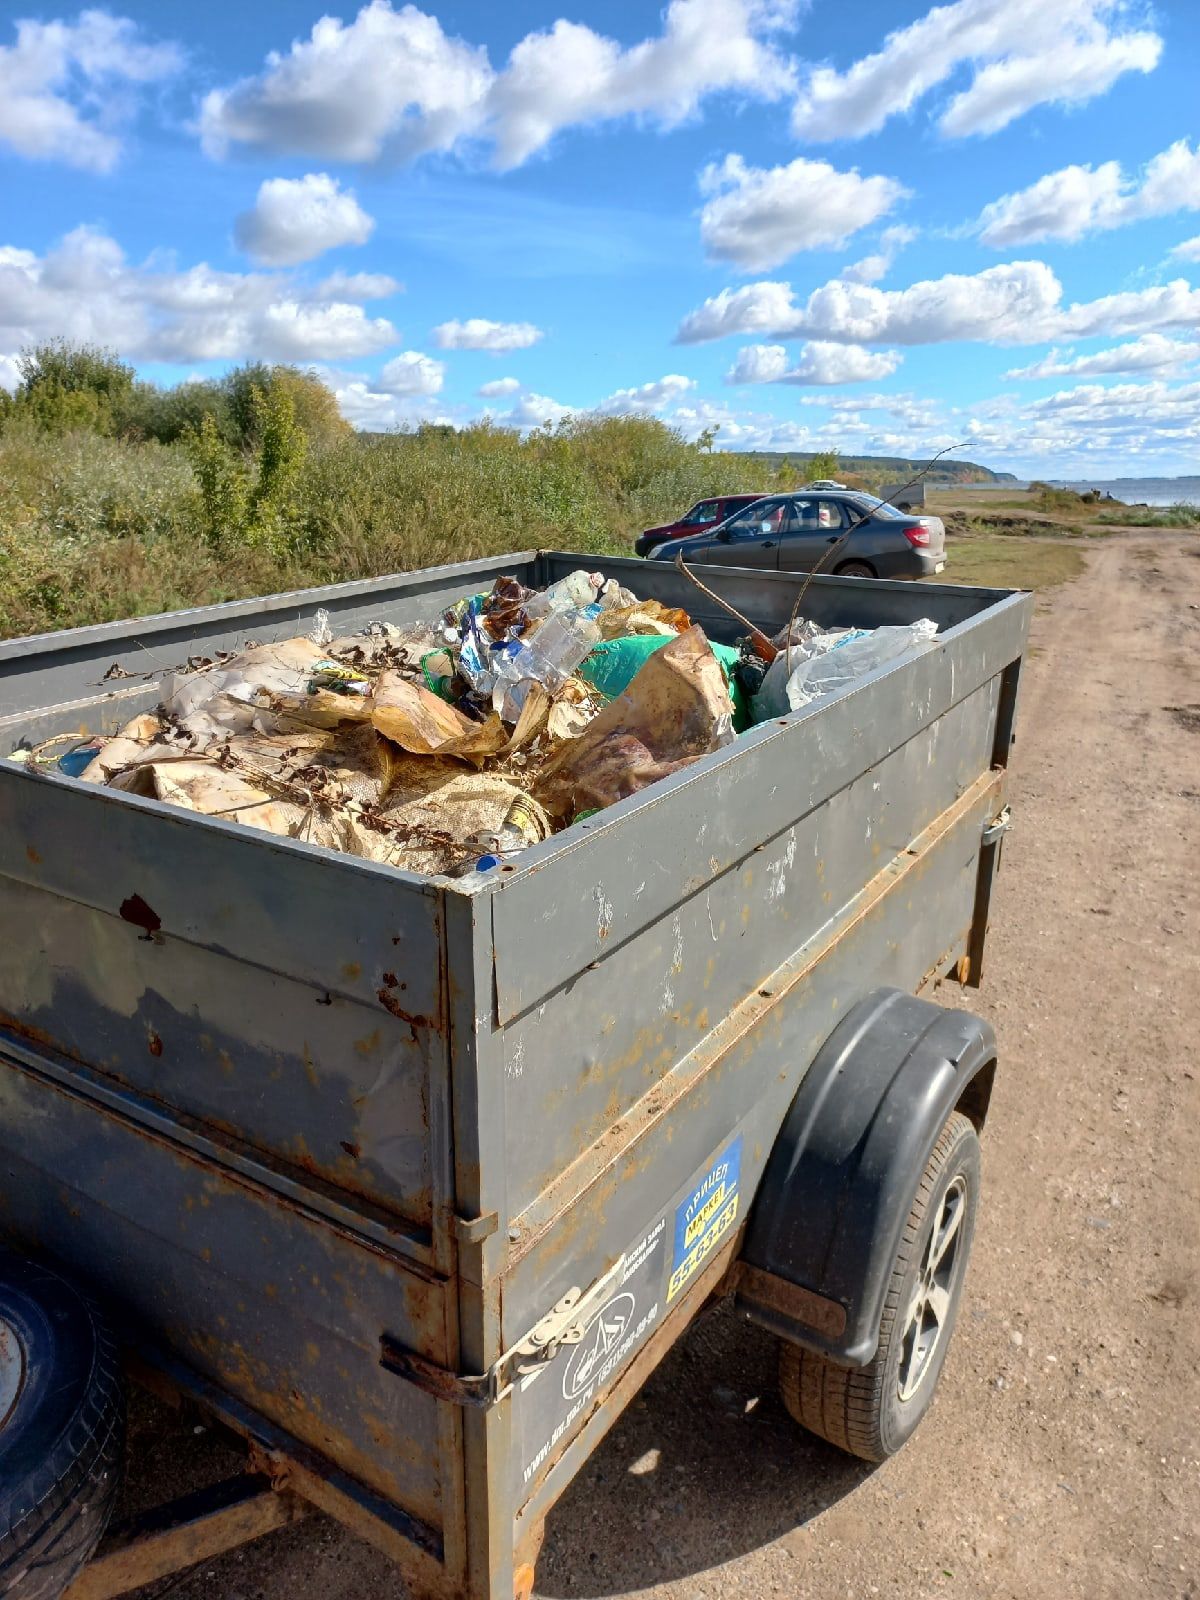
0,1253,125,1600
778,1111,979,1463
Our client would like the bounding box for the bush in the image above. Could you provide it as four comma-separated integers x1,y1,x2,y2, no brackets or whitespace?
0,379,796,638
1093,501,1200,528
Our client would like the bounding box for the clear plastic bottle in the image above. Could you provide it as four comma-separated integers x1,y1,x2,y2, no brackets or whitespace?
492,610,601,720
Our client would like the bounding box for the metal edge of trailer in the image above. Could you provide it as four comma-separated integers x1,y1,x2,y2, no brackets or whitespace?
473,584,1032,1020
0,551,542,662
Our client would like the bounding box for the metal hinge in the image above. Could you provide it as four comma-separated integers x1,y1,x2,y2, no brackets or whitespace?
379,1255,626,1409
982,806,1012,848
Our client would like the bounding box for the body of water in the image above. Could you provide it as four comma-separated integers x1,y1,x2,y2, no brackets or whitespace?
961,477,1200,506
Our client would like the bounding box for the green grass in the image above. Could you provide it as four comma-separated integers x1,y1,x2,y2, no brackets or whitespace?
1092,502,1200,528
932,537,1087,590
0,414,795,638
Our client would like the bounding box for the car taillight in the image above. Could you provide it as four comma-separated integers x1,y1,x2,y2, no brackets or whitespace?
902,524,930,548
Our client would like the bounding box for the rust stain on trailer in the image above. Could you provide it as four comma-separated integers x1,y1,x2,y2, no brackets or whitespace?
0,1009,76,1062
25,845,41,865
376,974,437,1033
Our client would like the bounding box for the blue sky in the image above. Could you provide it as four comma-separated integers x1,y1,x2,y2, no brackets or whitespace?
2,0,1200,473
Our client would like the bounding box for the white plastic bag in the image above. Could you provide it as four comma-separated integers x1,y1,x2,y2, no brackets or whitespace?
751,624,870,721
752,619,938,721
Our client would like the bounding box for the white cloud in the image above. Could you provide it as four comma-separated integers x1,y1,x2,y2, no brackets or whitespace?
0,226,398,364
0,352,20,393
678,261,1066,344
234,174,375,266
1025,377,1200,425
677,261,1200,347
327,380,454,430
594,374,695,414
839,225,917,286
481,374,698,429
939,21,1160,137
726,340,902,384
1049,279,1200,341
487,0,797,170
200,1,493,163
497,391,575,429
0,11,181,172
432,317,543,351
791,0,1160,143
313,270,401,300
698,154,907,272
477,376,521,396
977,140,1200,247
1171,236,1200,263
378,350,444,394
1004,335,1200,380
199,0,797,169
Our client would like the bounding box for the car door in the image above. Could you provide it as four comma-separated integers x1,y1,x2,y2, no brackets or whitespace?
704,497,788,568
775,496,842,572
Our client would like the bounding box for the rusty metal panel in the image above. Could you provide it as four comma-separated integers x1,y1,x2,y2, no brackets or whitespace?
488,590,1027,1022
0,776,444,1227
0,1047,451,1529
498,677,1000,1219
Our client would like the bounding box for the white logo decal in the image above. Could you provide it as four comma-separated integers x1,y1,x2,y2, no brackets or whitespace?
561,1292,636,1401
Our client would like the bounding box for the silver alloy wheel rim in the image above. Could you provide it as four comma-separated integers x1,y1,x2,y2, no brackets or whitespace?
897,1176,967,1403
0,1313,24,1430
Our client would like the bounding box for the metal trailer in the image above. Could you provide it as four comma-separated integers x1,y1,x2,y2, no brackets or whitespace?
0,553,1031,1600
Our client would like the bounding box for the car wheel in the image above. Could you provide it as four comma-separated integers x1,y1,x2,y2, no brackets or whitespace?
777,1110,979,1463
0,1252,125,1599
833,560,876,579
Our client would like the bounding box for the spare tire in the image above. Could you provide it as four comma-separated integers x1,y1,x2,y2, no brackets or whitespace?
0,1252,125,1599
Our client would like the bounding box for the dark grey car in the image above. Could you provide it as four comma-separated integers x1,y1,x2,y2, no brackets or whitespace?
647,491,946,579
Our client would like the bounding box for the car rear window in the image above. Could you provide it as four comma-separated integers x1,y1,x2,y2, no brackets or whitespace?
846,494,907,521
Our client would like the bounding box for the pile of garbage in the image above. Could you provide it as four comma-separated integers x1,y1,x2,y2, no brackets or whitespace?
19,570,937,878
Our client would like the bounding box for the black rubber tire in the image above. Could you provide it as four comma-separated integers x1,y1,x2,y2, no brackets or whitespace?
0,1253,125,1600
833,559,877,579
778,1111,979,1464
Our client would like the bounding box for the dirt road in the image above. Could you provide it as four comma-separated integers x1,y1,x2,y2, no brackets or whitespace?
116,533,1200,1600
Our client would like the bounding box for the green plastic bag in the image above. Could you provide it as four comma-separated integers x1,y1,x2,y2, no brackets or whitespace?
578,634,748,731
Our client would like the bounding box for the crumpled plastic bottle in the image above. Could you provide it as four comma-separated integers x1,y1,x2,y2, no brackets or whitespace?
491,609,602,721
524,570,611,620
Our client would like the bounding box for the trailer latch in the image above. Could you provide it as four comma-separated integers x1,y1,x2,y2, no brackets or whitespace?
380,1255,627,1408
982,806,1012,848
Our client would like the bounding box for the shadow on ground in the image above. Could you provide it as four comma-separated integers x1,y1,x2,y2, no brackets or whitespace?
536,1300,871,1597
110,1300,872,1599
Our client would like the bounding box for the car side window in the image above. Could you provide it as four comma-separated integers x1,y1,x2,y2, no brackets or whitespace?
817,499,845,529
784,499,821,532
727,499,779,538
686,500,719,525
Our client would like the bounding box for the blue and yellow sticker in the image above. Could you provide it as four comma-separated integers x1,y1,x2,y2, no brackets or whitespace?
666,1136,742,1303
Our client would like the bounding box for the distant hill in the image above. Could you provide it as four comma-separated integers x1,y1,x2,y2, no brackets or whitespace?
735,451,1016,485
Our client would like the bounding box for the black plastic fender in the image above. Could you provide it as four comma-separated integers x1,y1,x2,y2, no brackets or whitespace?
738,987,995,1367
